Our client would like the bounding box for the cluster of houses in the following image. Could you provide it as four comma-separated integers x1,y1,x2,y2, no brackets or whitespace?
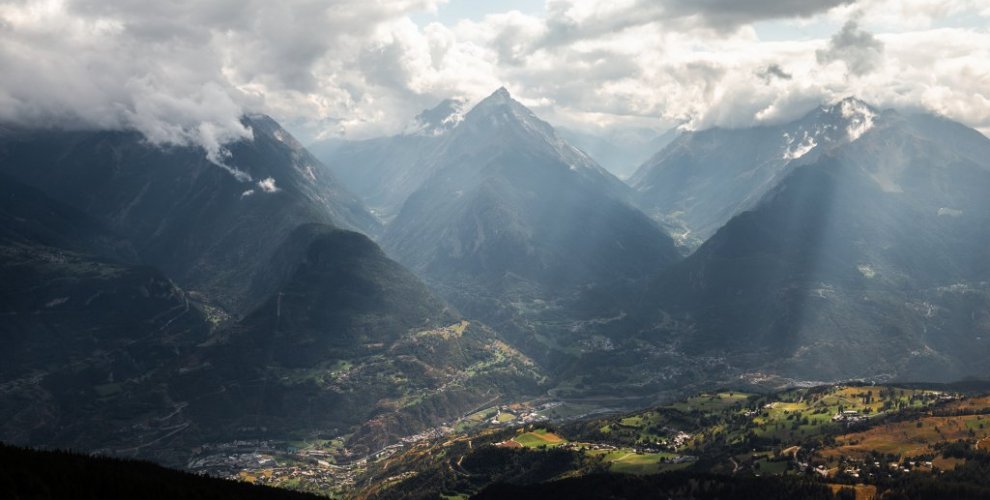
244,462,356,492
831,409,865,423
488,405,547,425
186,438,363,493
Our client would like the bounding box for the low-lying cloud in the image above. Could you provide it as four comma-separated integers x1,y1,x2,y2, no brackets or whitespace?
0,0,441,171
758,64,794,83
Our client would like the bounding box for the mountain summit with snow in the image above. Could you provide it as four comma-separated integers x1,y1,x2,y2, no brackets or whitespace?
630,97,884,247
408,98,465,136
438,87,630,197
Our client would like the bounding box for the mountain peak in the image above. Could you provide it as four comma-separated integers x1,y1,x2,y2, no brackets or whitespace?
491,86,511,100
462,87,542,132
473,86,521,112
816,96,879,142
836,95,873,108
410,98,465,136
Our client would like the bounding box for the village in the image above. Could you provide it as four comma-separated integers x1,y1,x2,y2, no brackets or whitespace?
184,397,570,493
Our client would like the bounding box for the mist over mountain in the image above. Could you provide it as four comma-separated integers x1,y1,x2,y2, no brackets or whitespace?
307,100,466,221
558,126,678,180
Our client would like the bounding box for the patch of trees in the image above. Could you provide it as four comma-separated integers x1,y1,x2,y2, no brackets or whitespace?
459,446,583,484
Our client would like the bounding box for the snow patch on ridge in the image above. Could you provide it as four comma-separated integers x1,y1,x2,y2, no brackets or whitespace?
782,131,818,160
841,99,876,141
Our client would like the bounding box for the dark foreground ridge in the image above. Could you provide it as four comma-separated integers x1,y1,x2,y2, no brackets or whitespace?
474,472,836,500
0,443,318,500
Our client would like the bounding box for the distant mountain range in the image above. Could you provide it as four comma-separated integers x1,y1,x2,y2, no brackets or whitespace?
307,99,465,222
558,125,678,180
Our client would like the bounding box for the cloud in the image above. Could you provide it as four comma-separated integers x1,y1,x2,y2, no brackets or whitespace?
816,19,886,76
663,0,857,28
535,0,854,50
0,0,254,167
1,0,989,154
758,64,794,82
0,0,443,168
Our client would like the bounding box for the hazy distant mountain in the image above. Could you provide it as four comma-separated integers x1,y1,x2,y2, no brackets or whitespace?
641,107,990,382
0,116,379,313
309,99,465,221
382,88,680,340
409,98,467,136
558,126,678,180
631,98,882,248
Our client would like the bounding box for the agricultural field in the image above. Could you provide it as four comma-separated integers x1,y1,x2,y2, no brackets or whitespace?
579,386,946,455
509,429,566,448
749,386,944,442
590,449,685,474
817,395,990,463
669,392,753,413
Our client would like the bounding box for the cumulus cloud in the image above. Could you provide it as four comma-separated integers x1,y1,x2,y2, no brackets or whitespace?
0,0,254,166
816,19,886,76
1,0,989,157
0,0,443,171
758,64,794,83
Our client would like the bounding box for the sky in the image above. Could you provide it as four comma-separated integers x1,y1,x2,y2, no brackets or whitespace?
1,0,989,158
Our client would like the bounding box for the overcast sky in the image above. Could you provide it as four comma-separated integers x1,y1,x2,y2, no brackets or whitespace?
1,0,989,156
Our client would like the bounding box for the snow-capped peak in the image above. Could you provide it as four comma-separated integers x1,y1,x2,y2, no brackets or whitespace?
447,87,611,177
838,98,877,142
489,86,512,102
408,98,465,137
778,97,880,161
